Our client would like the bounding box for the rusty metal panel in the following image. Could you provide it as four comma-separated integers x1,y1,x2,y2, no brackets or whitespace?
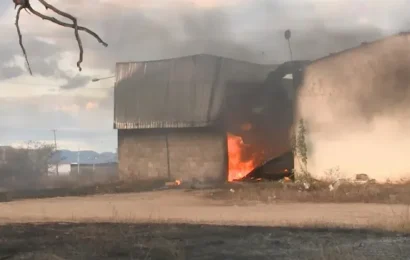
114,54,277,129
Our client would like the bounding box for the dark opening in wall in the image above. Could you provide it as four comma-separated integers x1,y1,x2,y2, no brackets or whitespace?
223,78,296,181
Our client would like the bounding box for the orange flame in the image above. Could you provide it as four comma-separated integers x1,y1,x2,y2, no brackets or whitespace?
227,133,255,181
240,122,252,131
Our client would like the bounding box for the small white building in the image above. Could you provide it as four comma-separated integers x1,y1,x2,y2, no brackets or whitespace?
48,163,71,176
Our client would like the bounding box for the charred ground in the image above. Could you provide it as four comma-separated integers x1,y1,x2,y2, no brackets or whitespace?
1,222,410,260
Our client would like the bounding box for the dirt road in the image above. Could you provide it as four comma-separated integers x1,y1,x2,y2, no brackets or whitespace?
1,190,410,259
0,190,408,228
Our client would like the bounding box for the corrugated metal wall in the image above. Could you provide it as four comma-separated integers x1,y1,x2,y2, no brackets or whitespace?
114,54,276,129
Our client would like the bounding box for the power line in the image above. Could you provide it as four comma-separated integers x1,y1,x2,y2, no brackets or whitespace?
0,82,57,86
0,82,114,89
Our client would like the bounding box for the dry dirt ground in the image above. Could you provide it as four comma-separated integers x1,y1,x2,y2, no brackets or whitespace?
1,190,410,259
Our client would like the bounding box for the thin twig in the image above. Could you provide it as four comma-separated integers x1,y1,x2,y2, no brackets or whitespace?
15,6,32,75
37,0,83,71
26,7,108,47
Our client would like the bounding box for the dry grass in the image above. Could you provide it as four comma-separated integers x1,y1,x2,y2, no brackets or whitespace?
1,220,409,260
4,175,410,206
209,180,410,204
0,178,169,202
140,212,410,260
39,173,119,189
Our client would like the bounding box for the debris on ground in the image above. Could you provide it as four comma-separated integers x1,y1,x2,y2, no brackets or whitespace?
356,173,370,182
355,173,376,184
329,179,346,191
165,180,182,188
327,174,377,191
303,182,311,190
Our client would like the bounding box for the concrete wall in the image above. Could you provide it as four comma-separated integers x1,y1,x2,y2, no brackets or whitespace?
294,34,410,183
70,163,118,176
118,128,227,183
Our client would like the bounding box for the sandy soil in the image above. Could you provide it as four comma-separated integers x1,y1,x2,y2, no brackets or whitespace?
0,189,408,228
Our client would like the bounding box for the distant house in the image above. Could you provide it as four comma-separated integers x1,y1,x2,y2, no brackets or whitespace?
48,163,71,176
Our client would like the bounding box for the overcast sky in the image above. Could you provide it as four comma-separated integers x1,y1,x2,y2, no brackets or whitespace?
0,0,408,152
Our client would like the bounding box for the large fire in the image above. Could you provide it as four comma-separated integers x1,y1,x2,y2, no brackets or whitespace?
227,133,256,181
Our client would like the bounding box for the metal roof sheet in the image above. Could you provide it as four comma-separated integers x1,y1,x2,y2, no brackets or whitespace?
114,54,277,129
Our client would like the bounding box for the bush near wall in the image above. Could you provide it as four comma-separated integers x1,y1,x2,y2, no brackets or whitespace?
0,142,55,189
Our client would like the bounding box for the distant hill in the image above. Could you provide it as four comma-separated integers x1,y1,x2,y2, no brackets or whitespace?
50,150,117,164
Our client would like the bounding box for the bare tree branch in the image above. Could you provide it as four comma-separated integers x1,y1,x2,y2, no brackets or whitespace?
13,0,108,75
15,5,33,75
37,0,84,71
26,8,108,47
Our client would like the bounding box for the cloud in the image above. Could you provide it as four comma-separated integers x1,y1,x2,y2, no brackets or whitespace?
0,35,64,79
60,74,92,89
86,101,99,110
0,65,24,79
4,0,405,71
1,0,410,151
55,104,81,115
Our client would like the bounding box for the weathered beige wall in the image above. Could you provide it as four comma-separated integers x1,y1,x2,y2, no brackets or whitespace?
118,130,168,180
294,34,410,182
118,128,227,183
167,130,227,183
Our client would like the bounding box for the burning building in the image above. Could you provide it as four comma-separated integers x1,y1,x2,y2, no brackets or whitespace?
114,33,410,184
114,54,296,183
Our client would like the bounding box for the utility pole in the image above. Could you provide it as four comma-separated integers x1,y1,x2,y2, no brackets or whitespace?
1,146,5,163
284,29,293,62
77,147,80,175
284,29,303,90
52,129,59,176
